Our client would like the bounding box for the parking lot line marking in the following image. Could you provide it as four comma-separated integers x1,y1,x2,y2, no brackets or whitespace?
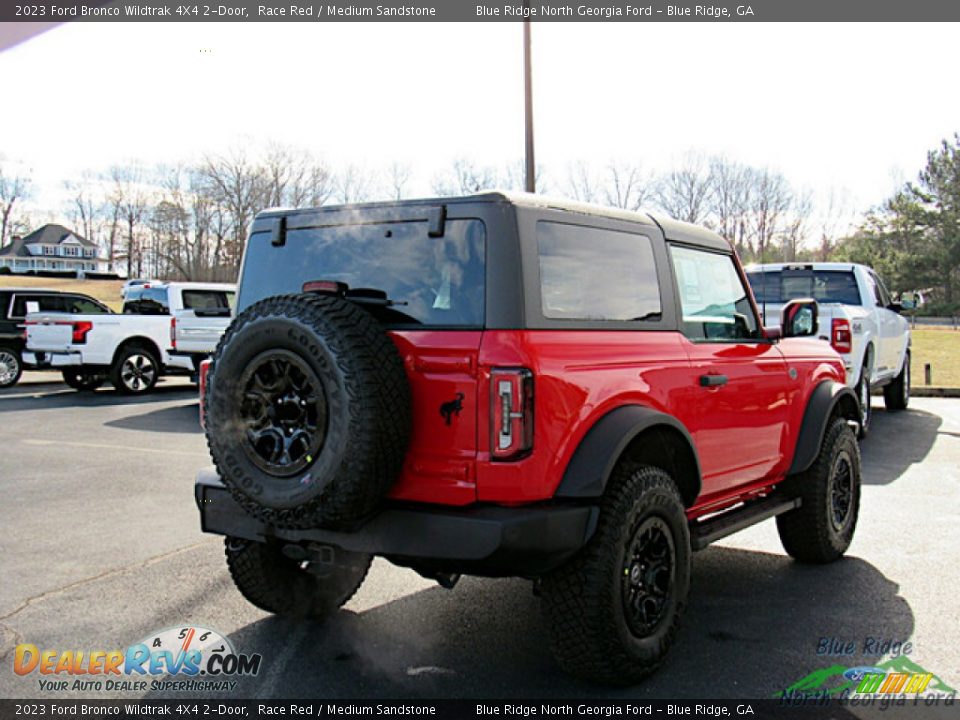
21,438,208,458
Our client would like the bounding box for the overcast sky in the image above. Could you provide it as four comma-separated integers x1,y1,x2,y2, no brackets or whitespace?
2,21,958,221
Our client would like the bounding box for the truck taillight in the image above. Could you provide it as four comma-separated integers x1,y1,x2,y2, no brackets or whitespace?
831,318,852,353
491,368,533,461
170,317,177,350
71,321,93,344
199,359,212,430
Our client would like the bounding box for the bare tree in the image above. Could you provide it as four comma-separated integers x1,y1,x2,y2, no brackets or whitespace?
197,149,268,271
781,188,813,262
603,160,653,211
708,156,754,256
655,153,714,224
263,143,335,208
432,158,498,196
335,164,375,204
0,160,32,246
384,162,413,201
110,164,150,277
750,168,793,263
816,187,855,261
565,160,600,203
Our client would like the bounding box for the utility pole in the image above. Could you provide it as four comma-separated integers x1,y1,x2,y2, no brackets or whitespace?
523,17,536,193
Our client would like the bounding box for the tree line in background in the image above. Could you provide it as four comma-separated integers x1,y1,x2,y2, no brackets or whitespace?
1,137,958,313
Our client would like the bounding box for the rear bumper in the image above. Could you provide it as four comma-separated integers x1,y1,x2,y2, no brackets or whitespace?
22,351,82,368
195,468,598,577
165,352,197,372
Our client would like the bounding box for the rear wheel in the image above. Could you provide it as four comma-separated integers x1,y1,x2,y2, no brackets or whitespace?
110,345,159,394
224,537,371,618
540,464,690,685
776,417,861,564
62,369,106,391
883,351,910,411
0,348,22,389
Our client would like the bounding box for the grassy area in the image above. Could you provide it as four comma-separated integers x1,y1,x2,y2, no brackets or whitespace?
0,276,125,311
910,327,960,388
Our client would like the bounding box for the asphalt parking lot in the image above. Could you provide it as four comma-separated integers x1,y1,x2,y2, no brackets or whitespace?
0,373,958,700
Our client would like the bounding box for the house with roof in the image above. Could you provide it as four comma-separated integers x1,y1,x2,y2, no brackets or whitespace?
0,224,106,274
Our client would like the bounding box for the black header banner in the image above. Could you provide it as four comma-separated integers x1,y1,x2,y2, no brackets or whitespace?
3,0,960,22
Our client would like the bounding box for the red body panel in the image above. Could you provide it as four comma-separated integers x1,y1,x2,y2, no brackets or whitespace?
385,329,846,516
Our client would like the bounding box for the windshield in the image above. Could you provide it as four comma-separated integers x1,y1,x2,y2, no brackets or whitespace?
747,269,862,306
239,219,486,328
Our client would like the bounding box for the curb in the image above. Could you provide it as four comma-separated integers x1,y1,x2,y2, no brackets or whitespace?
910,387,960,398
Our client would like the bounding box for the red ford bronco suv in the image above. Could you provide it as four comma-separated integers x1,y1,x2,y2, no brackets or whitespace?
197,192,862,685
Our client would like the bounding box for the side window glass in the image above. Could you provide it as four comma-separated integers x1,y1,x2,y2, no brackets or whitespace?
871,272,892,307
64,296,108,314
670,245,759,341
537,222,661,322
12,295,65,317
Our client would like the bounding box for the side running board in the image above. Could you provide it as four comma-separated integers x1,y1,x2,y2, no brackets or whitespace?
690,495,801,551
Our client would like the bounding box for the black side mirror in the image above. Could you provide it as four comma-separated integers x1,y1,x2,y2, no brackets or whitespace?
781,298,818,338
888,302,903,314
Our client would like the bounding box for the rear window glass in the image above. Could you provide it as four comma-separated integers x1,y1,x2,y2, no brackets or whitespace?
537,222,661,321
11,294,67,318
123,287,170,315
747,269,862,306
238,219,486,327
182,290,235,312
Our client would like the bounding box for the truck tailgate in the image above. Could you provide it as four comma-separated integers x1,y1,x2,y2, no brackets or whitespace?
174,311,231,354
25,313,79,351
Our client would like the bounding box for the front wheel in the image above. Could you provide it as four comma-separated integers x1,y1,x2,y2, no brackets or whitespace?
0,348,23,389
777,417,861,564
225,538,371,619
110,345,159,394
62,369,107,391
540,464,690,685
883,351,910,411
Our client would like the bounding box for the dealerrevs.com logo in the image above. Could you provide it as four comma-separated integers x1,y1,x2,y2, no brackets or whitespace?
13,626,262,693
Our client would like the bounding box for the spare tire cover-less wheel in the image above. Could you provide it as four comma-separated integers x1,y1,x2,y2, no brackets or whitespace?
205,294,411,530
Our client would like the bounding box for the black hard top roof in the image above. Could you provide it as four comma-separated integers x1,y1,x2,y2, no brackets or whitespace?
254,191,731,253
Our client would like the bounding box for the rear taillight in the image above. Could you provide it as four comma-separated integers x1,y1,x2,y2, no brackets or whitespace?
199,359,212,430
170,317,177,350
71,321,93,344
831,318,852,354
490,368,534,461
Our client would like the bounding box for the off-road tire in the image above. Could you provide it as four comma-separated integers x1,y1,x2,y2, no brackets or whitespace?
776,417,860,564
205,294,411,530
62,369,106,391
855,360,871,438
110,344,160,394
540,464,690,686
883,351,910,411
0,347,22,389
224,537,371,618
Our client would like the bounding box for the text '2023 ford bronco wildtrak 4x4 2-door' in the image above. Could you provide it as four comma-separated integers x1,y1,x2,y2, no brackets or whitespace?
196,192,862,685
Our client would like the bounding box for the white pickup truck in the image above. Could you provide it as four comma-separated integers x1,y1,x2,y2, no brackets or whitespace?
746,262,911,435
24,281,235,394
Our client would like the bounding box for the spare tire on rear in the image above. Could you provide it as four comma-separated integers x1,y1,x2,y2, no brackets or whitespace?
204,293,411,530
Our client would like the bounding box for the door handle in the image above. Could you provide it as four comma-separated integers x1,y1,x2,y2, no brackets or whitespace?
699,374,728,387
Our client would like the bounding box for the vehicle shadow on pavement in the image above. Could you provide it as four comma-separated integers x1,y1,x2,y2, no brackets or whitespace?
861,406,941,485
0,383,197,413
147,547,912,700
103,403,201,434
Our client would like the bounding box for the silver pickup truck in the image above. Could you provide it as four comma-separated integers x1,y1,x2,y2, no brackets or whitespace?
746,262,911,436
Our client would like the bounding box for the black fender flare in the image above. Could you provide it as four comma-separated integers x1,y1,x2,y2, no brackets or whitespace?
788,380,860,475
554,405,701,505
